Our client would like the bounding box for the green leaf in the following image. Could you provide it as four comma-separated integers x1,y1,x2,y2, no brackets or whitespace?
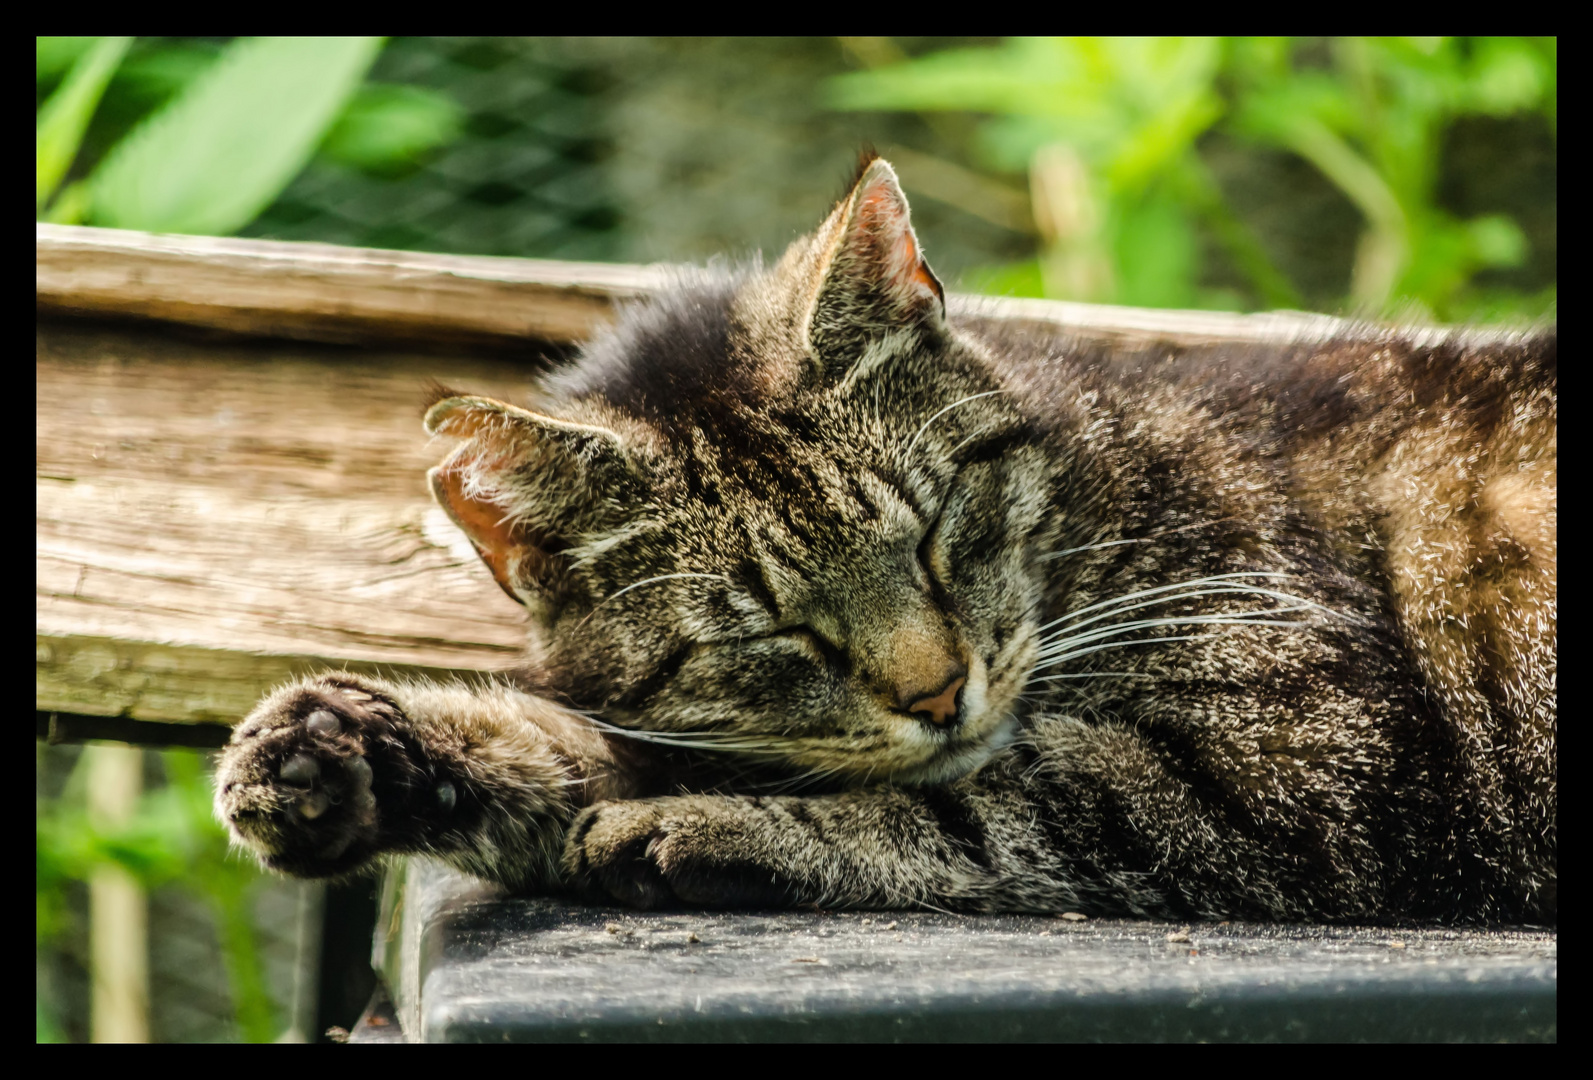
39,180,91,225
36,998,64,1045
1395,211,1525,315
963,258,1047,298
1464,213,1527,267
1441,283,1556,325
1175,157,1304,310
826,38,1080,116
824,35,1552,316
36,36,101,83
1111,194,1199,308
1104,88,1224,194
1467,37,1550,114
1230,73,1359,145
36,36,131,212
113,41,225,104
319,83,463,170
88,36,384,235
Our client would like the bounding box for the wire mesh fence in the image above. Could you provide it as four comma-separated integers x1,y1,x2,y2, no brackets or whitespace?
36,744,309,1043
239,37,1033,281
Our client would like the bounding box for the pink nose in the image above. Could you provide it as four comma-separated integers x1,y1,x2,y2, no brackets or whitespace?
909,676,965,727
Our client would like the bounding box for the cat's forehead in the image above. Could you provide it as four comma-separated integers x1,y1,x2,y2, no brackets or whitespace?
658,459,923,625
546,263,947,444
541,262,976,569
546,267,802,435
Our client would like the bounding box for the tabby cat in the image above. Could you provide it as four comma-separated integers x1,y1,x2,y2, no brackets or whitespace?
217,155,1556,923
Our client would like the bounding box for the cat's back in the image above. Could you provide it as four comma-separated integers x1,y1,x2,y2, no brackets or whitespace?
962,313,1556,921
1326,328,1555,922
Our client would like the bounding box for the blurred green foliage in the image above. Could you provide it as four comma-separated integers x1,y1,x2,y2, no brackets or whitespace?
36,36,461,234
37,36,466,1042
36,747,277,1043
829,36,1556,320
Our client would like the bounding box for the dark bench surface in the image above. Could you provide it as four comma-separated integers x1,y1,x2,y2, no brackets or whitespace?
369,859,1555,1043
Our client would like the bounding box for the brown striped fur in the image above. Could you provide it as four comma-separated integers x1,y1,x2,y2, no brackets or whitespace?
217,156,1555,923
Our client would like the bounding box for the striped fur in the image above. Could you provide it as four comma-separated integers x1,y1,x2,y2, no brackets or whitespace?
217,156,1555,923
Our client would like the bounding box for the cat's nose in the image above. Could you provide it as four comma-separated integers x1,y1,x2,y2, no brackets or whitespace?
906,672,967,727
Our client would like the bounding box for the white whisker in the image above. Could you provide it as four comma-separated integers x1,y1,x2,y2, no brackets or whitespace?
1044,605,1318,646
1026,671,1157,682
1035,573,1296,634
575,571,737,631
604,572,731,603
1034,618,1313,672
947,422,998,460
576,715,792,755
1039,516,1250,563
1040,537,1148,561
904,389,1008,457
1037,605,1321,658
1031,634,1202,667
1040,587,1323,644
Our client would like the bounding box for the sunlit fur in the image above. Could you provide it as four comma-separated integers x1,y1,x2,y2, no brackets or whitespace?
218,156,1554,923
433,281,1051,786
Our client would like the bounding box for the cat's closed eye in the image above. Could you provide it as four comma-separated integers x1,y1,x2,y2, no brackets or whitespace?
775,626,850,674
916,526,942,587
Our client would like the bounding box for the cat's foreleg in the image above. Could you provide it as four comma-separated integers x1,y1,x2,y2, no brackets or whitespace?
564,783,1027,911
215,671,629,891
569,712,1410,919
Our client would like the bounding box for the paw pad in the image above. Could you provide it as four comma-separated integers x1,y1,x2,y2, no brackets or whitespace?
280,753,320,787
306,709,342,737
345,755,372,788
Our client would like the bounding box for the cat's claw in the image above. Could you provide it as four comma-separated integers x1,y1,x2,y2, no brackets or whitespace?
567,799,795,910
565,802,674,908
215,674,401,878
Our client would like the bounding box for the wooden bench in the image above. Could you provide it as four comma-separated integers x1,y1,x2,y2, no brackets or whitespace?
37,224,1556,1042
368,859,1554,1042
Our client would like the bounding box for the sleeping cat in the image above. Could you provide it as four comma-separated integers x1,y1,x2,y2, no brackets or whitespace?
216,155,1556,923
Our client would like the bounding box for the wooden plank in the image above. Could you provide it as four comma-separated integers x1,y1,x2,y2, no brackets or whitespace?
37,223,1439,353
376,859,1558,1043
37,321,531,727
36,224,667,351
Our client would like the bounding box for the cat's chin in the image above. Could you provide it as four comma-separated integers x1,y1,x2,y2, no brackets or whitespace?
874,654,1020,785
892,712,1019,786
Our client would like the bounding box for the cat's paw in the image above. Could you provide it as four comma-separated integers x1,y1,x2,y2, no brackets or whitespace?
216,673,418,878
564,797,795,909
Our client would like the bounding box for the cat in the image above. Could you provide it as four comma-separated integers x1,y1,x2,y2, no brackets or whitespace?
216,154,1556,924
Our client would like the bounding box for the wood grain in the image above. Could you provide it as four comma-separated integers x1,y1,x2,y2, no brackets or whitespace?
37,322,532,726
36,224,667,351
39,223,1451,354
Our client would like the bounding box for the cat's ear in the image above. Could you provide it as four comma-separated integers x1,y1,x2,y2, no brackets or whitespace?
802,155,946,364
424,394,640,613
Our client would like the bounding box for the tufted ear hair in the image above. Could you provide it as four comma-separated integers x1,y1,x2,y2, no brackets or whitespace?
801,155,946,367
424,394,642,615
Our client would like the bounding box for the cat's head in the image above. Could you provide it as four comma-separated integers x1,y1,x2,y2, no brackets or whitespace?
428,155,1055,785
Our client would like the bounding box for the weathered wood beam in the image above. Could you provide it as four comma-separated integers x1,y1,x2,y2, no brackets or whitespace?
36,321,530,730
38,223,1391,352
36,224,667,352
